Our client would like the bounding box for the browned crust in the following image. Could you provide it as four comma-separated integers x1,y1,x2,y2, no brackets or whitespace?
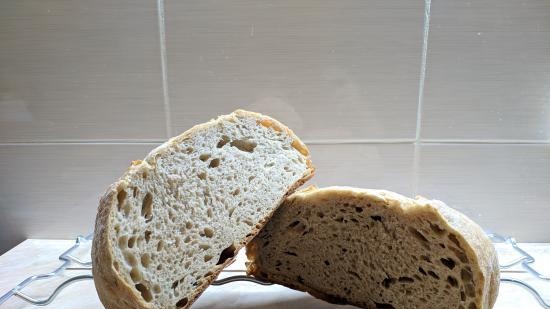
246,187,499,309
92,110,315,309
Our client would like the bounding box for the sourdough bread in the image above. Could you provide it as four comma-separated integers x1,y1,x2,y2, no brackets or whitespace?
92,110,314,309
247,186,499,309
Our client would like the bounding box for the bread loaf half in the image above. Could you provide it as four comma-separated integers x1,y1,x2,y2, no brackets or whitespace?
247,186,499,309
92,110,314,309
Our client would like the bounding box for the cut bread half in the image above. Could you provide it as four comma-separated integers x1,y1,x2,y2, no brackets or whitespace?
92,110,314,309
247,186,499,309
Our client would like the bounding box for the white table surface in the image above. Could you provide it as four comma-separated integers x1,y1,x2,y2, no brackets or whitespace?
0,239,548,309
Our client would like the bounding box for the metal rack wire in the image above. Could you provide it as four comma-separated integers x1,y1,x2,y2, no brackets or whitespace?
0,232,548,307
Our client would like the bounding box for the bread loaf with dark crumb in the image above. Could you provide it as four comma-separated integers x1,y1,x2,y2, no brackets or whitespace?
92,110,314,309
247,186,499,309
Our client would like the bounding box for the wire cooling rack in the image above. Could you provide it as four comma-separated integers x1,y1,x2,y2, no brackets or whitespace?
0,232,548,308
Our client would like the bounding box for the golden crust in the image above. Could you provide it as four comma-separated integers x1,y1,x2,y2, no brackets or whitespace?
92,110,314,309
246,186,499,309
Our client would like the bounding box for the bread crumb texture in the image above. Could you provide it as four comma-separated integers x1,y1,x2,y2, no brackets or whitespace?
247,187,499,309
92,110,313,309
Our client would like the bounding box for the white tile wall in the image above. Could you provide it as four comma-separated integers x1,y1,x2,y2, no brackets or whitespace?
308,144,415,196
1,0,550,252
422,0,550,140
0,144,156,253
164,0,424,140
417,144,550,242
0,0,166,142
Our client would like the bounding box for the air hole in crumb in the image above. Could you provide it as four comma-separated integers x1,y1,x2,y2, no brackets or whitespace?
447,275,458,287
288,221,300,228
324,260,330,266
217,243,237,265
153,284,161,294
142,172,148,180
461,267,473,281
448,233,462,248
184,236,191,243
398,277,414,283
124,252,137,266
382,278,396,288
427,271,440,279
204,255,213,262
418,267,427,275
117,189,127,211
186,222,193,229
317,212,325,218
144,230,152,243
157,264,162,271
465,283,476,297
283,251,298,256
157,240,164,251
374,302,395,309
228,207,236,217
176,297,188,308
209,158,220,168
203,228,214,238
460,291,466,301
185,147,194,154
450,246,469,263
430,223,446,235
297,276,305,284
141,254,151,267
128,236,137,248
207,208,213,218
371,215,382,222
172,280,179,289
175,237,181,247
217,135,230,148
355,207,363,213
243,219,253,226
468,303,478,309
130,267,142,282
230,139,257,152
231,188,240,196
168,209,176,222
198,172,207,180
141,193,153,222
118,236,128,248
199,244,211,250
248,176,255,182
135,283,152,302
199,154,210,161
441,257,456,270
409,228,430,249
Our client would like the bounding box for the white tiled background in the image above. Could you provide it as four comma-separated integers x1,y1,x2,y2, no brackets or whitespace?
1,0,549,253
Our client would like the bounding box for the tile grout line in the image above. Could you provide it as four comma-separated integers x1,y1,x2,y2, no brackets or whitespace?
413,0,432,196
420,139,550,144
157,0,172,138
3,139,550,146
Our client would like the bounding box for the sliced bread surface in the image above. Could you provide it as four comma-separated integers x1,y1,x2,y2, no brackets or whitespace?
247,186,499,309
92,110,314,309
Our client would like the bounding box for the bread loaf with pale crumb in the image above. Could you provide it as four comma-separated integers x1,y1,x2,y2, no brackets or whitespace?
92,110,314,309
247,186,499,309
